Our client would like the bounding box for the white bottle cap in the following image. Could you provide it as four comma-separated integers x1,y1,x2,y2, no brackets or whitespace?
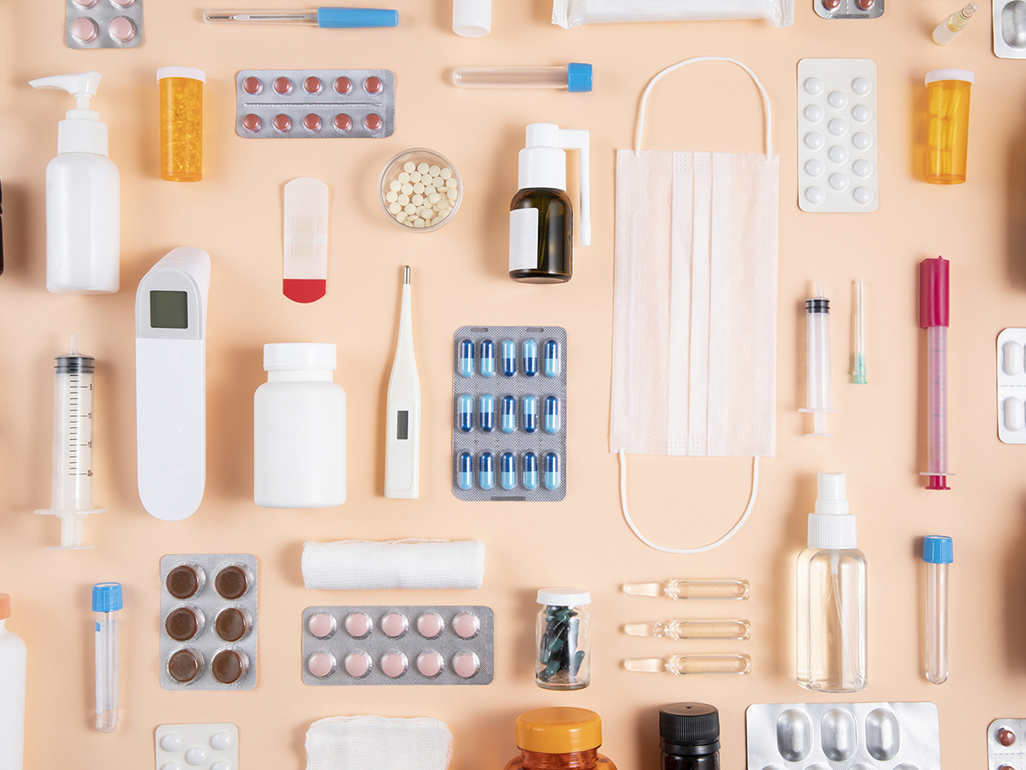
264,343,337,371
537,588,591,606
157,66,207,84
453,0,491,37
807,472,858,549
925,68,974,85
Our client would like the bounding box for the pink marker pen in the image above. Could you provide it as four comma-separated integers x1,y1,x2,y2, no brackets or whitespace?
920,256,952,490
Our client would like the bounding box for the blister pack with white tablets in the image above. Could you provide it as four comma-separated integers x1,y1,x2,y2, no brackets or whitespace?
746,702,941,770
302,606,494,686
156,724,238,770
797,59,878,213
235,69,395,139
452,326,567,502
815,0,884,19
994,0,1026,59
997,329,1026,443
989,718,1026,769
66,0,143,48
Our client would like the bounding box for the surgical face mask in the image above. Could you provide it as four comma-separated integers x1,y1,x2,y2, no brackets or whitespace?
610,57,779,554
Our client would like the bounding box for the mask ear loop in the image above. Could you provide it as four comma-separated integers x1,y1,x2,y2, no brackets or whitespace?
619,451,759,554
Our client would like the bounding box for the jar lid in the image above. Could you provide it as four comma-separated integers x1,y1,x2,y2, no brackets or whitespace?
925,68,974,85
537,588,591,606
264,343,337,372
516,707,602,753
157,66,207,84
659,703,720,749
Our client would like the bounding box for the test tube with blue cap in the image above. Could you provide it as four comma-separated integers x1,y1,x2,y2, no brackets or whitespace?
923,536,953,684
92,582,121,733
452,64,593,93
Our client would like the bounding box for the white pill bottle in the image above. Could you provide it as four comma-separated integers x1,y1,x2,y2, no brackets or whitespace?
0,594,27,770
254,343,347,508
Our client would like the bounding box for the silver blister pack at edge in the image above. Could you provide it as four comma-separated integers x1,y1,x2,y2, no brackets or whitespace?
746,702,940,769
160,553,258,691
994,0,1026,58
66,0,143,49
989,718,1026,769
997,329,1026,443
815,0,883,18
451,325,567,502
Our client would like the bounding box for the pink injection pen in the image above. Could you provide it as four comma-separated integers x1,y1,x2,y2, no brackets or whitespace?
920,256,952,491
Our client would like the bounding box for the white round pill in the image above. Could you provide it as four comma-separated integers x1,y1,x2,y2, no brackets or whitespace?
1005,397,1025,431
417,162,429,173
853,186,874,204
389,180,401,192
852,77,871,96
388,202,401,214
186,748,206,766
414,218,426,228
828,90,848,109
447,189,458,200
413,182,425,194
386,191,398,203
852,104,871,122
804,159,825,177
805,186,826,204
398,172,410,184
852,159,872,177
162,764,182,770
396,212,407,222
829,173,849,191
412,194,424,205
804,132,824,150
429,165,440,175
210,732,232,750
211,763,230,770
404,219,415,227
429,192,441,204
398,194,410,205
804,104,824,123
404,204,417,215
828,145,849,163
852,132,872,150
403,162,415,173
804,77,824,95
401,183,413,195
440,167,453,179
828,118,848,136
446,178,458,189
410,171,422,183
433,177,446,189
161,734,183,751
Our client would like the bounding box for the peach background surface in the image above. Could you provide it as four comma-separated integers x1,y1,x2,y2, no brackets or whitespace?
1,0,1024,767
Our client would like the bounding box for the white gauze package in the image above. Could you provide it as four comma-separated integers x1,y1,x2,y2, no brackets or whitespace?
553,0,794,28
302,539,485,590
306,716,453,770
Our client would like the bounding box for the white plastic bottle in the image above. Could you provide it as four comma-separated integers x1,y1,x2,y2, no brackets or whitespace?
254,343,346,508
29,71,119,294
796,472,867,692
0,594,27,770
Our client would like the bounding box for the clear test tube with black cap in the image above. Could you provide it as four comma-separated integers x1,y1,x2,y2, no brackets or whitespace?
660,703,720,769
800,281,836,436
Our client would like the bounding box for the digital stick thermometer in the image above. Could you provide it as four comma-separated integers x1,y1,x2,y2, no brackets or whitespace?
135,247,210,520
385,266,420,498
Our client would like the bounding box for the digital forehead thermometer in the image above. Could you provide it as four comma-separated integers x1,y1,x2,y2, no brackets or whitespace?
135,247,210,520
385,266,421,498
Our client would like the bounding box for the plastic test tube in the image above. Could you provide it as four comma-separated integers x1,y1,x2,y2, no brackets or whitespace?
157,67,205,183
922,536,953,684
92,582,122,733
852,280,867,384
920,257,952,490
451,63,593,93
800,281,836,436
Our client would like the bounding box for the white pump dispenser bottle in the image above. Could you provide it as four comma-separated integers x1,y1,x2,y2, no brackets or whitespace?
29,71,120,294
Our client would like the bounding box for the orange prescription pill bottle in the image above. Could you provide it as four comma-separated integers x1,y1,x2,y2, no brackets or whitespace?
157,67,205,182
504,708,618,770
925,69,974,184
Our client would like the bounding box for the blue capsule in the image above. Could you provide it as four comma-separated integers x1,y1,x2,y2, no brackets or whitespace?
478,451,495,490
500,395,517,434
522,395,538,433
522,451,539,490
523,340,539,377
480,340,496,378
501,339,517,377
457,451,474,490
500,452,517,490
544,452,560,490
457,339,475,378
544,339,561,378
544,395,560,434
457,394,474,433
479,394,495,433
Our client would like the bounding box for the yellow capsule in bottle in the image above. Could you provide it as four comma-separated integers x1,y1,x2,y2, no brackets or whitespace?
157,67,205,183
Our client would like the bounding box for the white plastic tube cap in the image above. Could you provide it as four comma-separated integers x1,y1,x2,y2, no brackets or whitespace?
263,343,337,371
453,0,491,37
537,588,591,606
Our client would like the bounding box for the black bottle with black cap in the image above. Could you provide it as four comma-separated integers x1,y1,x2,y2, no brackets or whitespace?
660,703,720,770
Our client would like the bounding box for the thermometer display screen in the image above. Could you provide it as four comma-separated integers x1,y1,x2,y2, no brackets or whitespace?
396,410,409,440
150,291,189,329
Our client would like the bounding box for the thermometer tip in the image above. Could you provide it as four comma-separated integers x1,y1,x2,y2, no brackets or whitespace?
403,265,410,284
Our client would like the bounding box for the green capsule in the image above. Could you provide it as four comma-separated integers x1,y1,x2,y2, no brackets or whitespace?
548,636,565,653
544,660,560,678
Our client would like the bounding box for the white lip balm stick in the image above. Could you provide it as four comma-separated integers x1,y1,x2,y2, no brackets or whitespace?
385,266,421,498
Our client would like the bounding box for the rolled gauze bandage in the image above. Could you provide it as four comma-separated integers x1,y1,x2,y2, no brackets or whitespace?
302,539,485,590
306,716,453,770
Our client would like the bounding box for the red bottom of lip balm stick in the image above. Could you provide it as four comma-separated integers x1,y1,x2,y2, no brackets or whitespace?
283,279,326,303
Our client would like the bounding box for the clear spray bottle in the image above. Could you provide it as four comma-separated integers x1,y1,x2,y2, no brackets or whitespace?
796,472,867,693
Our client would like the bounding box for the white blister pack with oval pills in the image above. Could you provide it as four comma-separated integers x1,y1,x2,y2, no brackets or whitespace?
746,702,941,769
155,723,238,770
997,329,1026,443
798,58,878,213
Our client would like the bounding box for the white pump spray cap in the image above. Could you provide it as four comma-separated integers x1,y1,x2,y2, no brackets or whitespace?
518,123,591,246
29,71,108,157
807,472,858,549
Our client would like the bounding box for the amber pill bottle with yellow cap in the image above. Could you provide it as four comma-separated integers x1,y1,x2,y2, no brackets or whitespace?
504,707,617,770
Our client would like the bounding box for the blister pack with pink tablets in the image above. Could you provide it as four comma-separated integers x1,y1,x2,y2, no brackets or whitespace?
236,69,395,139
302,605,494,686
815,0,884,19
66,0,143,49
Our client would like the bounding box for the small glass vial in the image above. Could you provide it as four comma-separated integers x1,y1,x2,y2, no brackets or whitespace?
504,708,617,770
157,67,205,182
924,69,974,184
932,3,977,44
660,703,720,770
536,588,590,690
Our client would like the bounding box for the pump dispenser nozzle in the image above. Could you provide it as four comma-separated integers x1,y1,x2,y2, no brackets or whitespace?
30,71,102,112
29,71,110,158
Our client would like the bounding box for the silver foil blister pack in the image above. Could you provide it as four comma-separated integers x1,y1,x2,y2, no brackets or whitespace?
235,69,395,139
994,0,1026,58
815,0,884,18
746,702,940,769
451,325,567,502
989,718,1026,769
302,605,494,686
160,553,258,691
66,0,143,49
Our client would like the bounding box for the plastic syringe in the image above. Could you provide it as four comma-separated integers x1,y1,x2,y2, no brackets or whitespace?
451,63,593,92
800,281,837,436
920,257,952,490
34,335,106,549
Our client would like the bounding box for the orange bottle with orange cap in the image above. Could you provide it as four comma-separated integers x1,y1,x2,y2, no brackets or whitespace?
504,708,617,770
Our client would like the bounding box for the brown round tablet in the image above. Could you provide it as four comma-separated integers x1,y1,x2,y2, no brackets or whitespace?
166,565,202,599
999,728,1017,747
167,649,203,683
214,566,249,600
165,607,202,642
211,649,247,684
215,608,248,642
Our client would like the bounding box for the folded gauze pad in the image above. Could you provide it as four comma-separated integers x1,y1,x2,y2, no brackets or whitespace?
302,539,485,590
306,716,453,770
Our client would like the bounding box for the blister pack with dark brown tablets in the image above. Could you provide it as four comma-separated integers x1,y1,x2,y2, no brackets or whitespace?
160,554,258,691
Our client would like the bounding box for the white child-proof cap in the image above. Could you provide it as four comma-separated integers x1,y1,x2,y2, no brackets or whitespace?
453,0,491,37
925,68,975,85
157,66,207,84
263,343,337,371
537,588,591,606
